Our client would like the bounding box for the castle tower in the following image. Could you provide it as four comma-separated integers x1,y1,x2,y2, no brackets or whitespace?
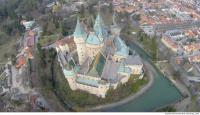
113,36,129,62
85,32,104,60
93,13,108,41
73,17,88,65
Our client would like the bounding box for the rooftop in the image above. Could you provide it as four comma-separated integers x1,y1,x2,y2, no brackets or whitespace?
87,53,106,77
73,17,87,40
118,62,132,74
114,36,129,57
101,60,119,83
125,55,143,65
93,13,108,39
63,69,75,78
86,32,102,45
76,77,99,88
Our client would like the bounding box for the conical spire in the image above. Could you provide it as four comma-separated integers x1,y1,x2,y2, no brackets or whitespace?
93,13,107,40
94,13,105,30
97,25,104,41
114,36,129,57
73,17,87,40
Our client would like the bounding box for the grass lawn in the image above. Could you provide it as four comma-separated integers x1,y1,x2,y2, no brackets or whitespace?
39,34,60,47
188,96,200,112
157,106,176,112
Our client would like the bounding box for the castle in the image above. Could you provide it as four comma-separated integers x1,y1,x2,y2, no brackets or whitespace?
55,13,144,98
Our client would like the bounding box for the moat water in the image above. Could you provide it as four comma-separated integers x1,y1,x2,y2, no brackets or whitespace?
104,41,183,112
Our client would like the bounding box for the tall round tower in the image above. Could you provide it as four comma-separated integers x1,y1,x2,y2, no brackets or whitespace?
73,17,88,65
85,32,104,60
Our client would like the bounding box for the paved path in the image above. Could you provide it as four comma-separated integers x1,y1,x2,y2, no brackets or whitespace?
170,76,191,111
85,61,154,111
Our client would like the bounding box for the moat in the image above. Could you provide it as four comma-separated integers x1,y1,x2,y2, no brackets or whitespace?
103,41,183,112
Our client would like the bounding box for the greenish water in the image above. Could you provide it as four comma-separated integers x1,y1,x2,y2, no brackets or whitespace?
104,41,183,112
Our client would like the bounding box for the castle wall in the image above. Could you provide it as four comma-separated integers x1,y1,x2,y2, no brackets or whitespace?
77,74,100,81
65,73,109,98
111,82,119,90
76,82,109,98
59,44,69,52
119,74,130,84
67,77,77,90
127,65,143,75
113,55,126,62
98,84,110,98
74,38,87,65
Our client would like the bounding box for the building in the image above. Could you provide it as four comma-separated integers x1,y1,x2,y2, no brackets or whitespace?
161,30,186,52
16,56,26,69
161,35,179,52
21,20,35,30
55,13,144,98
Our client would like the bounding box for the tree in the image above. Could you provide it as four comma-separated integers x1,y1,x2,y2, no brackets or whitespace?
172,70,181,80
11,54,16,65
37,43,46,67
20,0,38,13
109,3,113,13
60,21,68,36
151,37,157,61
49,48,57,61
52,2,61,13
79,5,85,18
158,106,176,112
53,16,60,29
48,48,57,88
4,53,8,58
132,14,141,21
47,20,56,35
142,33,148,47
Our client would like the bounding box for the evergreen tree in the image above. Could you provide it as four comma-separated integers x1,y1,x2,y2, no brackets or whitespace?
151,37,157,61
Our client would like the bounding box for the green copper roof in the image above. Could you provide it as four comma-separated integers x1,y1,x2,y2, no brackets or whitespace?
118,63,132,74
86,33,101,45
74,66,81,73
87,68,99,77
87,53,106,77
23,21,35,29
114,36,129,57
94,13,105,28
97,26,104,40
76,77,99,88
73,17,87,40
93,13,108,39
63,69,75,78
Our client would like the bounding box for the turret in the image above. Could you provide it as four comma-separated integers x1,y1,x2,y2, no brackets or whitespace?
73,17,88,65
85,32,104,60
113,36,129,62
93,13,108,40
73,17,87,40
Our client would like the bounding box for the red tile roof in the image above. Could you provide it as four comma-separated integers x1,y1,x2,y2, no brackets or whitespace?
16,56,26,69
